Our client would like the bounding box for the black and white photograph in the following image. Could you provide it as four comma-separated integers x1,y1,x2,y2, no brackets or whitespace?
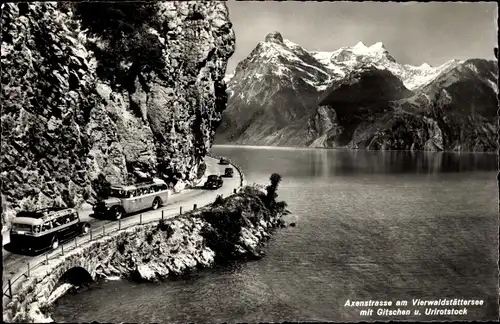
1,0,498,322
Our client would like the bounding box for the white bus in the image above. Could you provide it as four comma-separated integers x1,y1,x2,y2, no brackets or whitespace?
92,179,169,220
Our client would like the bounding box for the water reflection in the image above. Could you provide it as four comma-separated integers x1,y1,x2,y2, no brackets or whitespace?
53,145,498,323
213,146,497,179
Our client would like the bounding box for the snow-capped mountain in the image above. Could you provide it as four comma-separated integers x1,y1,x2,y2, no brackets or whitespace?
309,41,462,90
216,32,498,151
217,31,333,145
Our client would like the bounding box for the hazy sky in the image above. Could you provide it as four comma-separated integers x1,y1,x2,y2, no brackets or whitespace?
225,1,498,73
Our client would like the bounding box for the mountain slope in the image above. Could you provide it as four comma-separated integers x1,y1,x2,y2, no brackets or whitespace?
216,32,497,151
316,59,498,151
216,32,332,145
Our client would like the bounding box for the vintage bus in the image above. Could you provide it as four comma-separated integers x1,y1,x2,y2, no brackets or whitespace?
9,207,91,252
92,178,169,220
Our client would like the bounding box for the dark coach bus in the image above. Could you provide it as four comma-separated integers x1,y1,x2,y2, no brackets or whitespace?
10,207,90,252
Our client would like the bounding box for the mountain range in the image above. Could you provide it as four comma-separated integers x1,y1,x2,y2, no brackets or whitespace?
215,31,498,151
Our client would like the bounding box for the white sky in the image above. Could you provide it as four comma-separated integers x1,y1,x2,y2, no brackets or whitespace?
225,1,498,73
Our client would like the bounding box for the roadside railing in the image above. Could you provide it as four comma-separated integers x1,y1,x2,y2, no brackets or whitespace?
2,205,196,301
2,156,245,302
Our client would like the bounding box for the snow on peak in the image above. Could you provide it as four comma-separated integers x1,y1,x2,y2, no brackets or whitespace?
265,31,284,43
234,33,463,92
283,39,301,49
371,42,386,50
329,41,390,61
352,41,386,52
353,41,367,49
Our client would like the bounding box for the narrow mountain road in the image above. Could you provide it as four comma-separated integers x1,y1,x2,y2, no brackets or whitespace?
1,157,241,286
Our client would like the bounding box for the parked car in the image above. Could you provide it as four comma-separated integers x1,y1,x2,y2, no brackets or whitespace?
219,158,230,165
10,207,90,252
224,167,234,177
204,175,224,189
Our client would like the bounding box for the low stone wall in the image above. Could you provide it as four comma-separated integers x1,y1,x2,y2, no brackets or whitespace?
3,189,285,323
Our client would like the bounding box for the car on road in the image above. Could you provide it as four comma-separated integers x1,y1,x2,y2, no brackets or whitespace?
93,178,169,221
219,158,230,165
204,175,224,189
224,167,234,177
10,207,91,252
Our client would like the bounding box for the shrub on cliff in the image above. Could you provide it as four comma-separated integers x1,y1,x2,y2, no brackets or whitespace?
92,173,111,199
201,208,244,261
201,174,289,261
157,218,174,237
213,194,225,207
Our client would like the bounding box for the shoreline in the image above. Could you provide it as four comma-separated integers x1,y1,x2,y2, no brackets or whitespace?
212,144,497,154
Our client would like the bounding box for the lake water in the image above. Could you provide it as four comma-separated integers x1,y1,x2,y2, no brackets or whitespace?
53,146,499,322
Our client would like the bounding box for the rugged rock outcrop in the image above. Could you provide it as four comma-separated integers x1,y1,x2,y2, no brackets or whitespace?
216,32,497,151
1,2,235,226
2,184,289,323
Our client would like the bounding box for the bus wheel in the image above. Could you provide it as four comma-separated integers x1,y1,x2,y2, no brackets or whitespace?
114,207,123,221
152,197,160,210
52,238,59,250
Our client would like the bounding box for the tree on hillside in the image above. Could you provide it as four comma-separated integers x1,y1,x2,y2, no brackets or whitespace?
92,173,111,199
266,173,282,203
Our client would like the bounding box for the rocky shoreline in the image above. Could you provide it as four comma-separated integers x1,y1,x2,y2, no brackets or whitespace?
4,181,290,323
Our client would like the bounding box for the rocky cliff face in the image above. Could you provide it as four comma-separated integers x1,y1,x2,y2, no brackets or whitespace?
1,2,235,225
217,32,497,151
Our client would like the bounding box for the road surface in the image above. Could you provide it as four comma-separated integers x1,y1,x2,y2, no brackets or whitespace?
1,157,241,287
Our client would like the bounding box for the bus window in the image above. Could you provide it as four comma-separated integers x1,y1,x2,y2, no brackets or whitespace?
128,190,135,198
33,225,41,233
59,215,70,225
71,212,78,221
12,223,33,232
110,188,127,198
42,222,51,231
52,218,62,228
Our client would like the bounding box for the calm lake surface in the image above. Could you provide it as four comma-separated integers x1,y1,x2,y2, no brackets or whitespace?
53,146,499,322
